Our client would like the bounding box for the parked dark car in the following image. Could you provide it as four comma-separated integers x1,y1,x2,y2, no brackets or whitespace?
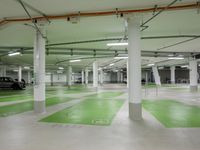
0,77,25,90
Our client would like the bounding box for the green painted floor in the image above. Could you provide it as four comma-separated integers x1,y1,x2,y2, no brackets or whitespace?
40,92,124,126
143,99,200,128
0,96,73,117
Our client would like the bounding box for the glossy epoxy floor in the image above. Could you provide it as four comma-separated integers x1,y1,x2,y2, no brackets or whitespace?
0,84,200,150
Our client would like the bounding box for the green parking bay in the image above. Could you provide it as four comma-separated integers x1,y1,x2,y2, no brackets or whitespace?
40,93,124,126
143,100,200,128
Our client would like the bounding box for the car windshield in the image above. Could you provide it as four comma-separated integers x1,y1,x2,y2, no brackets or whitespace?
5,77,13,82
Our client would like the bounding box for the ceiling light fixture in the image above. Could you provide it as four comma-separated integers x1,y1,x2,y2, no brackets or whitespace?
69,59,81,62
168,57,184,60
24,66,30,69
109,63,114,66
58,67,64,70
147,63,155,67
114,56,128,59
107,42,128,46
181,65,188,68
8,52,21,56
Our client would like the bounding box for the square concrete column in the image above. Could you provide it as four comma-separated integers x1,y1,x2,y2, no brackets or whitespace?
33,28,46,114
127,14,142,120
0,65,6,77
170,66,175,84
27,71,31,84
100,68,104,85
189,59,198,92
152,66,161,86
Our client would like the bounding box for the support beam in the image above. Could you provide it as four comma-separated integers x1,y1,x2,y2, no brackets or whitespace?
93,61,98,88
117,71,121,83
170,66,175,84
50,73,53,86
81,70,84,84
18,66,22,82
127,15,142,120
67,66,72,86
189,59,198,92
152,66,161,86
120,72,123,83
0,65,6,77
100,69,104,85
33,28,46,113
126,60,129,87
85,68,89,85
27,71,31,84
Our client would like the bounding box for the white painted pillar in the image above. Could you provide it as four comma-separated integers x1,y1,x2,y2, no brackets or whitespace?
67,66,72,86
33,28,46,113
117,71,121,83
120,72,123,83
50,73,53,86
18,66,22,82
85,68,88,85
189,59,198,92
27,71,31,84
1,65,6,77
152,66,161,86
93,61,98,88
127,15,142,120
100,69,104,84
170,66,175,84
126,60,129,87
81,70,84,84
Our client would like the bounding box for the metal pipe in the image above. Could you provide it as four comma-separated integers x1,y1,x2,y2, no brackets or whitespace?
0,3,198,25
16,0,46,38
141,0,179,27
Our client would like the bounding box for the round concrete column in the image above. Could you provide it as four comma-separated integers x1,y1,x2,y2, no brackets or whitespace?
67,66,72,86
189,59,198,92
81,70,84,84
170,66,175,84
152,66,161,86
33,28,46,114
93,61,98,88
85,68,89,85
18,66,22,82
127,14,142,120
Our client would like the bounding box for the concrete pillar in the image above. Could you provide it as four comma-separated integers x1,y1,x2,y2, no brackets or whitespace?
50,73,53,86
127,15,142,120
81,70,84,84
100,69,104,85
117,71,121,83
170,66,175,84
1,65,6,77
189,59,198,92
93,61,98,88
27,71,31,84
18,66,22,82
33,29,46,113
85,68,88,85
120,72,123,83
67,66,72,86
126,60,129,87
152,66,161,86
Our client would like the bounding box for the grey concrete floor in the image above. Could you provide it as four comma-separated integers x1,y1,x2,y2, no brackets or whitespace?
0,84,200,150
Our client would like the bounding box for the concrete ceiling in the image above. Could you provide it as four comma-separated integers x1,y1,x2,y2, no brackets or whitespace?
0,0,199,72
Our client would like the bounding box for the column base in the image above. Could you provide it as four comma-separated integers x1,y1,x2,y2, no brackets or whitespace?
190,85,198,92
129,102,142,120
34,101,46,113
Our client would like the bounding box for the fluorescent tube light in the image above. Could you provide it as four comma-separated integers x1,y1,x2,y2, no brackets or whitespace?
107,42,128,46
147,64,155,67
8,52,21,56
181,65,188,68
24,66,30,69
69,59,81,62
58,67,64,70
114,56,128,59
168,57,184,60
109,63,114,66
